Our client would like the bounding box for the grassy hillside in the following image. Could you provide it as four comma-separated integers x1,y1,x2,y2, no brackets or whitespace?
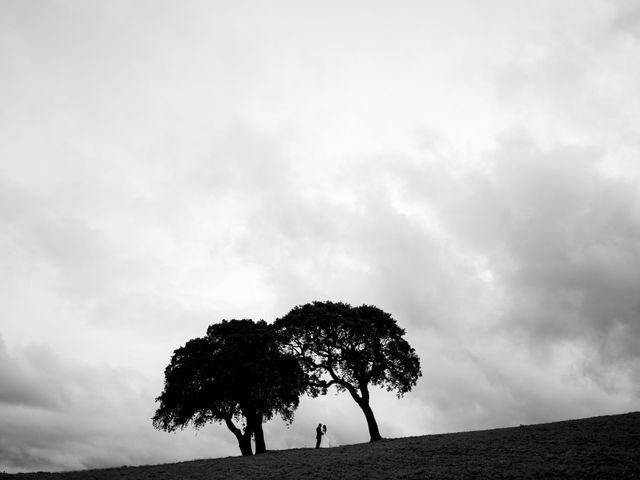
4,412,639,479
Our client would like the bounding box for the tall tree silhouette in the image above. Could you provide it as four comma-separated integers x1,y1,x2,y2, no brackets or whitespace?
153,319,306,456
274,301,421,442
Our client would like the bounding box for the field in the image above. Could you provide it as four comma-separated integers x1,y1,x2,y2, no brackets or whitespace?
4,412,639,480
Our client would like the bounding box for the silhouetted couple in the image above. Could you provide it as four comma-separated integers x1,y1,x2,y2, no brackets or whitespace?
315,423,327,448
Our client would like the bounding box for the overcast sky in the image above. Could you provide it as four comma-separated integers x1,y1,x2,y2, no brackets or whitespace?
2,0,640,473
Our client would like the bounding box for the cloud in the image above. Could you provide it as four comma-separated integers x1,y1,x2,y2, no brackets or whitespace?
470,132,639,356
610,0,640,39
389,129,640,422
0,179,120,304
3,97,639,475
0,337,59,410
0,334,239,473
2,0,640,473
229,125,640,434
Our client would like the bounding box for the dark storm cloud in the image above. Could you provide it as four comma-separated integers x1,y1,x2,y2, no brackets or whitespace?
0,334,234,473
0,335,140,471
476,135,635,342
0,336,59,409
398,129,640,387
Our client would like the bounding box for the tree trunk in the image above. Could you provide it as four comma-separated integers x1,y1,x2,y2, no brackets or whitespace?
345,383,383,443
247,412,266,454
359,400,382,442
253,423,266,454
237,433,254,456
224,417,254,456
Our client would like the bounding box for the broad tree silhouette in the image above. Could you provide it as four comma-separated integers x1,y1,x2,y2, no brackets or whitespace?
274,301,422,442
153,319,306,455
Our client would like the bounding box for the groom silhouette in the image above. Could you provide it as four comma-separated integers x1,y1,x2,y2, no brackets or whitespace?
315,423,323,448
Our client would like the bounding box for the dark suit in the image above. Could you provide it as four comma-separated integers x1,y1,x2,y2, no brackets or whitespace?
315,425,323,448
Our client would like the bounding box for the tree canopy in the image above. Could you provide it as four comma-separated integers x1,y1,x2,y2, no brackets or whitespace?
152,319,306,455
274,301,422,442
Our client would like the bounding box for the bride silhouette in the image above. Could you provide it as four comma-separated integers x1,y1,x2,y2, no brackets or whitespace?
322,424,336,447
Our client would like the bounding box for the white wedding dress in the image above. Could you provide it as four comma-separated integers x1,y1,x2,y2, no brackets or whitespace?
322,432,337,447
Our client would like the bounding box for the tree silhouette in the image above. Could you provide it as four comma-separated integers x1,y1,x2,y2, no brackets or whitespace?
152,319,306,455
274,301,422,442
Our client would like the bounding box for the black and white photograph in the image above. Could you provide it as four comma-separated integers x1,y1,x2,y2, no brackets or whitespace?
1,1,639,478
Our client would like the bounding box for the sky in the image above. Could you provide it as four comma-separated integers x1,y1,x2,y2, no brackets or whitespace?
1,0,640,473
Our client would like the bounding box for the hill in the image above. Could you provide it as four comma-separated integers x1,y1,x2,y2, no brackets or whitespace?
3,412,639,479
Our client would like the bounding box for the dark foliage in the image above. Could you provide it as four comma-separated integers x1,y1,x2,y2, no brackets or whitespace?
274,301,422,442
152,319,307,456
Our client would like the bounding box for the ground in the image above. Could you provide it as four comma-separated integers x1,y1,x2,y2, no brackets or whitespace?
4,412,639,479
